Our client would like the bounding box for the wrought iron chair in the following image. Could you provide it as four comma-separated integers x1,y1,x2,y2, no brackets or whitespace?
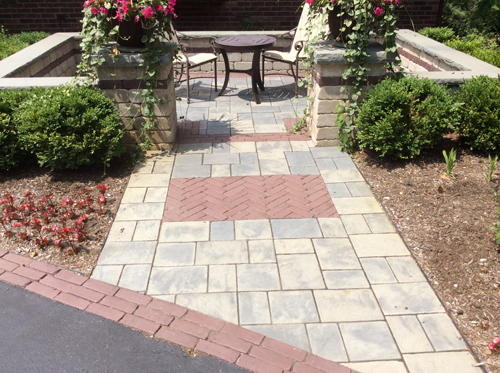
173,32,218,103
261,3,327,97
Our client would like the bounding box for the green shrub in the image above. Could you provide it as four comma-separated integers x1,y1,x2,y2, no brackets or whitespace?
356,77,458,159
455,75,500,153
15,86,125,170
0,28,49,61
0,89,38,170
419,27,456,43
446,34,500,68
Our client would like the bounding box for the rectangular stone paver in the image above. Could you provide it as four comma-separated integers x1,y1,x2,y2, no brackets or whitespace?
144,188,168,203
387,256,427,282
311,147,349,159
204,153,240,165
268,290,319,323
237,263,281,291
333,197,383,215
159,221,210,242
148,266,207,295
92,265,123,285
285,152,316,167
418,314,467,351
386,315,434,353
128,174,170,187
172,165,211,178
323,270,369,289
313,238,361,270
340,215,371,234
121,188,146,203
98,241,156,265
248,240,276,263
326,184,351,198
176,293,238,325
209,264,237,292
210,221,235,241
119,264,151,292
245,324,310,352
153,162,174,175
321,169,364,183
133,220,161,241
107,221,136,242
346,182,372,196
360,258,398,284
274,239,314,254
154,243,196,266
277,254,325,290
364,214,396,233
260,159,290,175
350,234,409,257
235,220,272,240
317,218,347,237
238,292,271,325
403,352,482,373
314,289,384,322
271,219,323,239
197,241,248,265
115,203,164,221
231,164,261,176
306,323,348,362
256,141,291,153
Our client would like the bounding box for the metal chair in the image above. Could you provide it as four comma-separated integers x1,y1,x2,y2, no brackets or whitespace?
173,32,218,103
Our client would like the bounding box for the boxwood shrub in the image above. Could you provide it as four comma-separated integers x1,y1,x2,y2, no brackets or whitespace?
14,85,125,171
455,75,500,154
356,77,458,159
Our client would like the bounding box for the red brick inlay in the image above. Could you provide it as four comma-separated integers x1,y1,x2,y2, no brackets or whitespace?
162,175,338,222
176,119,311,144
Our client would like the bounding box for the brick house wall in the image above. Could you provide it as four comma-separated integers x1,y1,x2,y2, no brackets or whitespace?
0,0,441,34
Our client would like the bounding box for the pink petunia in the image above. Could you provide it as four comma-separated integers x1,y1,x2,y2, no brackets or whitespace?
374,7,383,15
156,4,162,11
142,6,154,18
90,7,99,14
306,0,313,4
100,7,108,14
135,15,140,22
494,337,500,344
116,11,123,21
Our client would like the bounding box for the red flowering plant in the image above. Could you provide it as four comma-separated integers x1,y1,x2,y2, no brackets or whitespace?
78,0,178,148
0,185,109,254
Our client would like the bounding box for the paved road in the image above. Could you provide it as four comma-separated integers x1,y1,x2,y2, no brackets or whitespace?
0,281,250,373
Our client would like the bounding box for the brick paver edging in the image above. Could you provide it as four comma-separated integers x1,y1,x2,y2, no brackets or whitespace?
0,248,352,373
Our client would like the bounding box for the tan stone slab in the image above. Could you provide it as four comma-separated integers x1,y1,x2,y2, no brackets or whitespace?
321,169,364,183
128,173,170,187
334,197,383,215
350,234,409,257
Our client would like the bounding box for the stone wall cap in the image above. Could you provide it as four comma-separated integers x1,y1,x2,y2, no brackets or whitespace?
397,29,500,74
0,77,87,90
312,40,394,65
178,31,292,39
406,70,500,85
98,43,175,66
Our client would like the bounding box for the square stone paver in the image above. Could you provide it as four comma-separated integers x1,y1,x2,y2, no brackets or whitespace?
274,239,314,254
321,169,364,183
418,314,467,351
311,147,349,159
154,243,195,266
277,254,325,290
323,270,369,289
148,266,207,294
334,197,383,215
231,164,261,176
144,188,168,203
314,289,384,322
271,219,323,239
119,264,151,292
268,290,319,323
290,166,320,175
372,283,444,315
403,352,482,373
346,182,372,196
238,292,271,325
245,324,310,352
204,153,240,165
121,188,146,203
196,241,248,265
340,321,400,361
350,234,409,257
107,221,136,241
230,142,256,153
98,241,156,265
318,218,347,237
235,220,272,240
306,323,348,362
212,164,231,177
115,203,164,221
133,220,161,241
364,213,396,233
248,240,276,263
256,141,292,153
285,152,316,167
315,158,337,171
386,315,433,353
260,159,290,175
326,184,351,198
128,174,171,187
91,265,123,285
360,258,398,284
159,221,210,242
175,144,212,156
172,165,211,178
209,265,237,292
387,256,427,282
239,153,258,164
237,264,281,291
313,238,361,270
210,221,235,241
333,157,357,170
153,162,174,175
340,215,371,234
176,293,238,325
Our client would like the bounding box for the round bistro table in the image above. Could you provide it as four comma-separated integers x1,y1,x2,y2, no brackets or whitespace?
214,35,276,104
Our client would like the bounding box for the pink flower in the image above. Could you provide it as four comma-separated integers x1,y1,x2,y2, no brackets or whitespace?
99,195,105,203
90,7,99,14
306,0,313,3
374,7,383,15
135,15,140,22
155,4,162,11
142,6,154,18
122,4,128,14
83,1,89,8
494,337,500,344
100,7,108,14
490,342,497,350
116,11,123,21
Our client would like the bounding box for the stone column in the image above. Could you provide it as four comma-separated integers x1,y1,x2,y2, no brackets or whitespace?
307,40,390,147
97,49,177,151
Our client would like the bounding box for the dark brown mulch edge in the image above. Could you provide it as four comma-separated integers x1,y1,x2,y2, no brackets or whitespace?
354,133,500,373
0,153,135,276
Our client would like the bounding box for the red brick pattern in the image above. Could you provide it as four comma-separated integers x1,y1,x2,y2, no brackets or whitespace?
176,119,311,144
0,251,352,373
163,175,338,222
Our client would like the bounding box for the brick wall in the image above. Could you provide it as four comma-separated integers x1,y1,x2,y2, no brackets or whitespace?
0,0,440,34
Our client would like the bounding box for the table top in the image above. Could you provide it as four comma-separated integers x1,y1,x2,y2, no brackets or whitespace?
214,35,276,51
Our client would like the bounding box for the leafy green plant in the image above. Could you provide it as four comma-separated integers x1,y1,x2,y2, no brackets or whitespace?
486,155,498,182
419,27,456,43
443,148,457,177
356,77,458,159
455,75,500,153
442,0,500,36
0,27,49,61
14,86,125,171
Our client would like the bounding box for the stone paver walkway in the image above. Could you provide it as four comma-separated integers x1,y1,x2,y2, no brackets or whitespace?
92,77,481,373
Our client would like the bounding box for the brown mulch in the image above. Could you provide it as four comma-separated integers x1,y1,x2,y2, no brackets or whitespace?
354,133,500,372
0,155,134,276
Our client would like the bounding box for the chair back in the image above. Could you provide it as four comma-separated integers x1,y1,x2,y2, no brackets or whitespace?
294,3,329,59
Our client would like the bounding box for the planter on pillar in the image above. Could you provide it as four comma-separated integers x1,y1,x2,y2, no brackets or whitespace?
307,40,393,147
96,46,177,151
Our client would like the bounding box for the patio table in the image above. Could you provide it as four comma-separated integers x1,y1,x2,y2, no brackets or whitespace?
214,35,276,104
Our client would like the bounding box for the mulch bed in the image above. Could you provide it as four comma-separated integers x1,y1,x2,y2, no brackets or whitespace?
0,155,133,276
354,133,500,372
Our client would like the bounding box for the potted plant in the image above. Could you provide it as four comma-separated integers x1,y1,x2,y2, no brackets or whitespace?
78,0,178,147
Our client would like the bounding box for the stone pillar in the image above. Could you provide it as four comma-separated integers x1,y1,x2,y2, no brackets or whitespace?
307,41,390,147
97,50,177,151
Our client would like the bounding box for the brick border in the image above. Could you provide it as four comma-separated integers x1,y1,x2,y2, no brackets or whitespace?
0,248,351,373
